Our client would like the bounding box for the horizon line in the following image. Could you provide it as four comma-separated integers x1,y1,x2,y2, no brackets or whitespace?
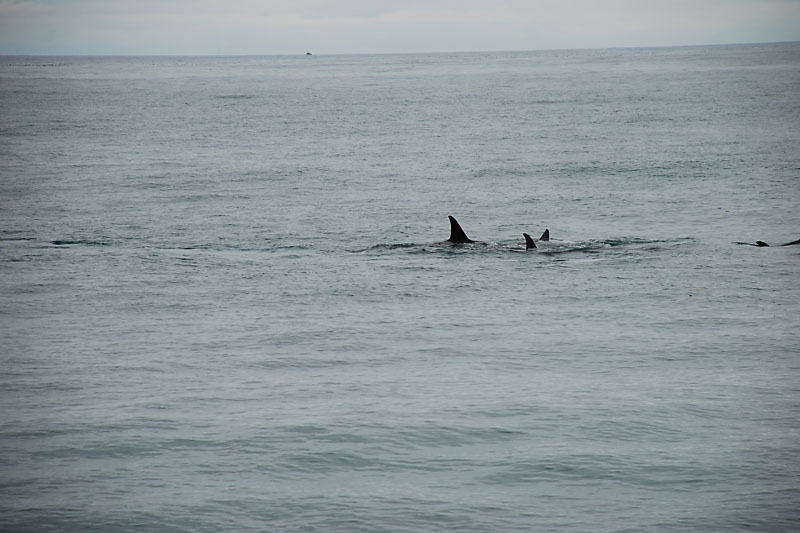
2,40,797,58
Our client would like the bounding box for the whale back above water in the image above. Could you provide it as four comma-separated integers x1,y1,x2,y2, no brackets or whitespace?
523,229,550,250
755,238,800,247
523,233,536,249
447,216,474,244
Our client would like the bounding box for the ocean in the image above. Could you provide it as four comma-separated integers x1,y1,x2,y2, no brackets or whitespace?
1,43,799,532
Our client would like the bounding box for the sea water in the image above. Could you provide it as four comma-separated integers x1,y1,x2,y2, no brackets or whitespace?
1,44,799,532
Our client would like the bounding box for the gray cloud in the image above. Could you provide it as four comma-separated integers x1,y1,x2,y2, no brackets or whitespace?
1,0,798,55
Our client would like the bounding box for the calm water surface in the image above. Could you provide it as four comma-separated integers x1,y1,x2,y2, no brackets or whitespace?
1,44,799,531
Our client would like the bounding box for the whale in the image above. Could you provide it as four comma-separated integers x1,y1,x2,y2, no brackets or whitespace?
755,238,800,247
539,229,550,242
523,233,536,249
523,229,550,250
446,215,473,243
444,215,490,245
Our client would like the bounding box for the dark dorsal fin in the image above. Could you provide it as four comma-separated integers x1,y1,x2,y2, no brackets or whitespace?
781,238,800,246
447,216,473,243
755,241,770,247
539,229,550,241
523,233,536,249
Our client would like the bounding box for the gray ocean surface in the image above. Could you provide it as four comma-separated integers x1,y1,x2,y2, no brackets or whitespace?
1,43,799,532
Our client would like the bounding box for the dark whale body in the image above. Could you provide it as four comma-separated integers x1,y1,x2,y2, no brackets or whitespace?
755,238,800,247
446,216,475,244
523,229,550,250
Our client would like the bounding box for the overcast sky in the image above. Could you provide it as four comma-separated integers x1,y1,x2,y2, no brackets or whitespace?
1,0,798,55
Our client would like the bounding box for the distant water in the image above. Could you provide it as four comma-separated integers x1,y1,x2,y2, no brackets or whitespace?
1,44,799,532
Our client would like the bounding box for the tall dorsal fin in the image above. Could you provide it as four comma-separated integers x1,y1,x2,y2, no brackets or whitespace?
447,216,473,243
523,233,536,249
539,229,550,241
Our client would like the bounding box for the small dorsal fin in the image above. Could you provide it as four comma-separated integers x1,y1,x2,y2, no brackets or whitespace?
755,241,770,247
523,233,536,249
447,216,473,243
539,229,550,241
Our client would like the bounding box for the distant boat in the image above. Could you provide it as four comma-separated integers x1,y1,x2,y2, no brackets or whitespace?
306,52,312,56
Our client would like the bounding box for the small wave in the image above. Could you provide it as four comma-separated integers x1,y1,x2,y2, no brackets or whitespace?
349,243,418,253
9,62,71,68
601,238,663,247
537,246,604,255
50,239,111,246
268,244,314,252
215,94,255,100
0,236,36,242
